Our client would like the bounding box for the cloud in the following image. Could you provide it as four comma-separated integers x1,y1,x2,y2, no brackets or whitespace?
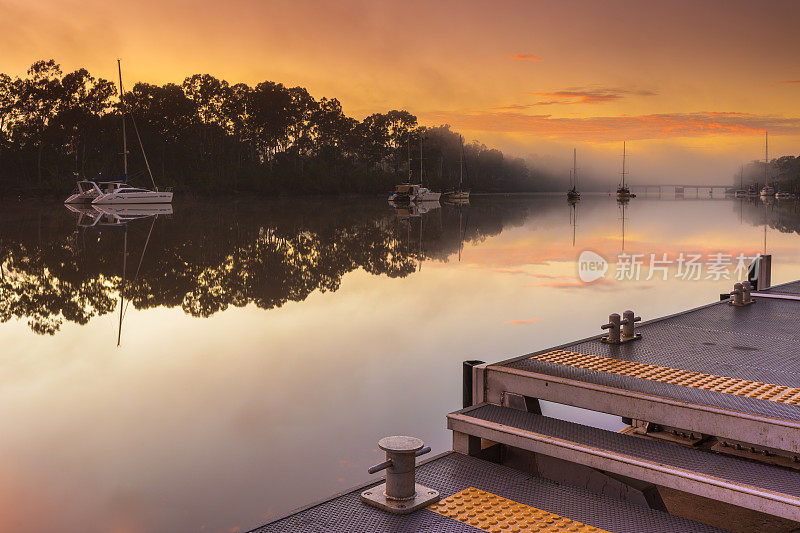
522,279,614,288
420,110,800,141
505,317,539,326
493,104,532,111
510,53,543,62
527,86,657,105
779,80,800,84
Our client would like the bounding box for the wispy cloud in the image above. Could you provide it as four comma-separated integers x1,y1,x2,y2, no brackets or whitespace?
421,110,800,141
522,279,614,288
527,86,657,105
492,104,532,111
505,317,539,326
779,80,800,84
510,53,543,62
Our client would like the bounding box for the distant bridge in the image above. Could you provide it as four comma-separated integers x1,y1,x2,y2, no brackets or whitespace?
630,184,735,198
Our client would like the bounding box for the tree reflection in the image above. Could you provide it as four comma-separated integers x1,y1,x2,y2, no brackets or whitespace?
0,198,535,334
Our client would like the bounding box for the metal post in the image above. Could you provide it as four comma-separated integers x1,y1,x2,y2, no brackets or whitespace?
731,283,743,306
621,310,641,340
742,281,753,304
602,313,621,343
362,436,439,513
463,360,485,408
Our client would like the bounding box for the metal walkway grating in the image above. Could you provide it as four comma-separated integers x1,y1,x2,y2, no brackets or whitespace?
502,298,800,423
766,281,800,295
454,404,800,500
253,453,724,532
532,349,800,405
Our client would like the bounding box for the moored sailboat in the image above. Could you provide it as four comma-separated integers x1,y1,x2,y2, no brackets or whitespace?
567,148,580,201
734,165,747,198
90,60,173,205
443,135,470,201
616,142,635,200
759,132,775,198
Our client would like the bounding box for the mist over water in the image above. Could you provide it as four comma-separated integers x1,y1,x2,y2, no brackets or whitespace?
2,194,800,532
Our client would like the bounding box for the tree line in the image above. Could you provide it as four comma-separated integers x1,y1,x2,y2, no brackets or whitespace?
0,60,548,196
733,156,800,192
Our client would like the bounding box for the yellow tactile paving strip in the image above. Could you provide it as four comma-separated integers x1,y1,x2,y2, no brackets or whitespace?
532,349,800,405
427,487,609,532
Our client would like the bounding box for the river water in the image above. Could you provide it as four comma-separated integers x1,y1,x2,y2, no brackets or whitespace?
1,194,799,532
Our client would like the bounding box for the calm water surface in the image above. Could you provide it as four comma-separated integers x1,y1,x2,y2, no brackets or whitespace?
2,194,800,532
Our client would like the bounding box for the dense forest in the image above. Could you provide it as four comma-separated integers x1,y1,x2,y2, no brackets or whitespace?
0,60,550,196
734,156,800,192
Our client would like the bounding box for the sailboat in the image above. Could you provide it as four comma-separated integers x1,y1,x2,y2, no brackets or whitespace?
389,132,440,203
91,60,173,205
567,148,580,201
734,166,747,198
415,133,440,202
443,135,470,201
616,142,634,201
759,132,775,198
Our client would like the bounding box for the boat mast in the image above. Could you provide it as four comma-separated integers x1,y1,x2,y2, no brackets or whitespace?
765,131,769,188
419,132,423,186
621,142,627,188
407,135,411,182
117,59,128,178
459,136,464,191
573,148,577,190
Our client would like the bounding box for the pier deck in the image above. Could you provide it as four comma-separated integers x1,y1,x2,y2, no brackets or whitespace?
484,287,800,454
255,278,800,532
255,452,723,533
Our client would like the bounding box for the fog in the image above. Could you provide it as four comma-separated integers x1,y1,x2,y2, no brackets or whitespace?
472,132,800,191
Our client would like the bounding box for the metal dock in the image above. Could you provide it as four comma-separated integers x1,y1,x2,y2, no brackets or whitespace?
254,262,800,533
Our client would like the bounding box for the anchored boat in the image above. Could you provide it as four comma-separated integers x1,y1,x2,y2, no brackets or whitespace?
443,135,470,201
567,148,580,201
65,176,127,204
616,142,635,200
76,60,172,205
760,132,775,198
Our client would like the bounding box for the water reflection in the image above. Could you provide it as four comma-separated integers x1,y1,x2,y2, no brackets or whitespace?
3,195,800,532
2,198,545,336
2,197,800,337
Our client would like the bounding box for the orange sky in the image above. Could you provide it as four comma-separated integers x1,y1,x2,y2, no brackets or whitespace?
2,0,799,181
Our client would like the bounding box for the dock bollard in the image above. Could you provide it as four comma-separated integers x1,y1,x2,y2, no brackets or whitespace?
601,313,621,343
742,281,753,305
728,282,755,306
620,310,642,341
361,436,440,514
601,312,642,344
731,283,744,305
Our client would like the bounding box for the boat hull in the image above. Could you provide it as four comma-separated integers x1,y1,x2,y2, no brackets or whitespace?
418,192,441,202
444,191,470,200
92,191,173,204
64,192,98,204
